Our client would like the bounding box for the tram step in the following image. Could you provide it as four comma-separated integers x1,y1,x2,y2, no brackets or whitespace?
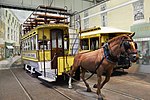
38,76,56,82
45,72,56,79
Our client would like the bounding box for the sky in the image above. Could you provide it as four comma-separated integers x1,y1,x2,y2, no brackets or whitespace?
11,9,32,23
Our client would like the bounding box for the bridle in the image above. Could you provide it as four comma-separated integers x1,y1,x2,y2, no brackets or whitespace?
103,37,138,64
120,39,138,56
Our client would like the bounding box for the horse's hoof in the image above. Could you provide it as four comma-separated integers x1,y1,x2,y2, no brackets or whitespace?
87,88,92,92
68,85,72,89
98,97,103,100
93,84,97,88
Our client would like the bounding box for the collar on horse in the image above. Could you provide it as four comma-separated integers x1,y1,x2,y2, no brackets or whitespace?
103,42,118,63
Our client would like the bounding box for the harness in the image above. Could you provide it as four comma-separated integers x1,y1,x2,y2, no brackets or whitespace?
103,42,118,63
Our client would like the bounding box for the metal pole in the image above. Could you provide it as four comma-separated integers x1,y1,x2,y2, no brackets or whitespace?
42,28,46,77
79,14,81,51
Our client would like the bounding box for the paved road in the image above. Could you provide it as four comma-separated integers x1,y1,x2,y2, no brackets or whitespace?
0,69,71,100
0,66,150,100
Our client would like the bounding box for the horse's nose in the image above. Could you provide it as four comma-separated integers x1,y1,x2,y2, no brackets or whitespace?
130,54,138,62
133,55,137,60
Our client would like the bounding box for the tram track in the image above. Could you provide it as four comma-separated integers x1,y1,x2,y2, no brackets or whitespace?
73,79,145,100
10,68,73,100
10,69,33,100
9,68,147,100
103,87,144,100
41,80,73,100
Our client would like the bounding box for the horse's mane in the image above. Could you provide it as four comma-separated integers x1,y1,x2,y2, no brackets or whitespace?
107,34,130,43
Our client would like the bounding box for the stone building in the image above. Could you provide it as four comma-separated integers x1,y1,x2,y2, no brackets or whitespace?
73,0,150,64
0,8,20,59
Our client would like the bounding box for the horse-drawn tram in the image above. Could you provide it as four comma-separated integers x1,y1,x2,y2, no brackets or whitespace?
21,5,137,84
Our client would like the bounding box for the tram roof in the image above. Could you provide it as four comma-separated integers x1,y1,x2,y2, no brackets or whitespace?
81,27,133,37
21,24,68,39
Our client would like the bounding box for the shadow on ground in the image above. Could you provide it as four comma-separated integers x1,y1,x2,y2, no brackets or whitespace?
111,70,128,76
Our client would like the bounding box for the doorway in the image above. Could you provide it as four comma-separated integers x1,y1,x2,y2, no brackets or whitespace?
50,29,64,69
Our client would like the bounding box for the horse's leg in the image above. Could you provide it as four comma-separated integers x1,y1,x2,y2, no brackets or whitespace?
81,68,91,92
94,69,113,89
68,65,79,89
68,76,72,89
100,69,113,89
97,75,103,100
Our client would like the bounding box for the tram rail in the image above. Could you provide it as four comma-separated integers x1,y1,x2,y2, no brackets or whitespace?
73,78,145,100
10,68,73,100
103,88,144,100
41,80,73,100
10,69,33,100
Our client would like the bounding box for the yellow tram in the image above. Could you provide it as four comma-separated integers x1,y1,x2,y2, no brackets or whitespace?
21,6,75,82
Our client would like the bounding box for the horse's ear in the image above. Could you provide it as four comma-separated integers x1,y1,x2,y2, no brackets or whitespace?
129,32,135,37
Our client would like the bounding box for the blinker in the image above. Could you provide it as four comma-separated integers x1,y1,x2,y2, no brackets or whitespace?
123,41,131,50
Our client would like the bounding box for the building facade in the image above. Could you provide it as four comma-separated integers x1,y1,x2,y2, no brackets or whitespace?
0,8,20,59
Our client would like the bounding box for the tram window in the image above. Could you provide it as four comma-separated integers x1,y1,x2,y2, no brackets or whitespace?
47,41,51,50
52,33,56,48
25,40,27,51
33,35,36,50
90,37,99,50
28,38,31,50
64,40,67,49
81,39,89,50
58,32,62,48
31,37,33,50
51,29,63,48
39,40,48,50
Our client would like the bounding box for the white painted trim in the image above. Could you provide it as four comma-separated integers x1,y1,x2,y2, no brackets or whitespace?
134,37,150,41
82,0,139,20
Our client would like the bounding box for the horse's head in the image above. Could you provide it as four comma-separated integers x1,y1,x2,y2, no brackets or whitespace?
120,33,139,62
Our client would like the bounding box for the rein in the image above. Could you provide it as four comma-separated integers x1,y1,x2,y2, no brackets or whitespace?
85,42,118,80
85,55,105,80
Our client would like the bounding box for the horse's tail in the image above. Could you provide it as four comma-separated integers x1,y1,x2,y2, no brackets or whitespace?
74,66,80,80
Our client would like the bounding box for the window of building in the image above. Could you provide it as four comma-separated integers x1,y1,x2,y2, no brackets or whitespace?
75,14,80,29
101,14,107,27
133,0,144,21
7,34,9,39
11,29,13,40
5,10,8,17
84,10,89,29
100,3,107,27
7,27,10,39
13,31,15,41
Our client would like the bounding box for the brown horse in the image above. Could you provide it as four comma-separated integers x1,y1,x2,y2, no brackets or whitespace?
68,33,139,100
